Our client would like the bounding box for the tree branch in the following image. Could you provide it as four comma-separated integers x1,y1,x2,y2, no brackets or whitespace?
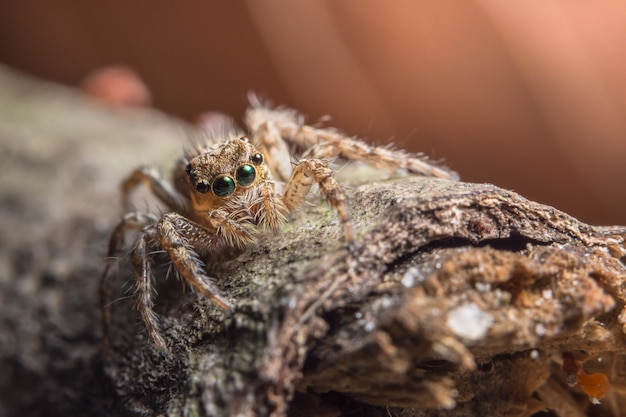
1,64,625,417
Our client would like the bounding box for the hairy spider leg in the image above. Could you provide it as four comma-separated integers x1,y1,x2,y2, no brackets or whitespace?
121,165,188,213
250,118,293,183
255,180,288,233
246,104,459,181
299,133,460,180
100,212,158,354
202,209,258,249
282,158,354,243
130,227,166,351
129,212,236,352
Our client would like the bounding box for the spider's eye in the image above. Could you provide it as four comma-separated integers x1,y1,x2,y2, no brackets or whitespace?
236,164,256,187
212,176,236,197
185,163,192,175
250,153,264,166
195,181,210,194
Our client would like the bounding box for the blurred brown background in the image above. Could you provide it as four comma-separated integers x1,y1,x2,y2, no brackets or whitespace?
1,1,624,225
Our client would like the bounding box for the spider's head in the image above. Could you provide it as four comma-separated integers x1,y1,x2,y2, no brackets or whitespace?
185,136,267,211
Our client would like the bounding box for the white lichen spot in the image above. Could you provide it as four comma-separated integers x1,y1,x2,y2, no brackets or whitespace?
401,267,418,288
364,321,376,332
446,206,464,226
475,282,491,292
288,297,297,309
530,350,539,360
535,323,546,337
447,303,493,341
542,289,553,299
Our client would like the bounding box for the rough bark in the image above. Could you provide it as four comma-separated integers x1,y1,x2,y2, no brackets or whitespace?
1,64,625,417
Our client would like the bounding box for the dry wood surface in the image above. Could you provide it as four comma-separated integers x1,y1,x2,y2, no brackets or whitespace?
1,65,625,417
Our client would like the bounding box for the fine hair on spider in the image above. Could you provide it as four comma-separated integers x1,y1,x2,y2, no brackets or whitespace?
100,96,458,353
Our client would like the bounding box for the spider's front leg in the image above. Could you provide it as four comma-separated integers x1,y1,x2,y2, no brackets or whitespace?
121,164,188,213
133,213,234,352
155,213,234,309
282,159,354,243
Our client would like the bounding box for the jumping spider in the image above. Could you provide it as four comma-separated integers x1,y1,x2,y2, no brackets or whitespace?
101,97,458,352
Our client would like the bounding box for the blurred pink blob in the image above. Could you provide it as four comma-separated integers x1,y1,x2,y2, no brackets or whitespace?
80,65,152,107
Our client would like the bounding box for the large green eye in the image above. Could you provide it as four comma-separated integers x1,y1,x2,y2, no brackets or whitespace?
212,176,236,197
236,164,256,187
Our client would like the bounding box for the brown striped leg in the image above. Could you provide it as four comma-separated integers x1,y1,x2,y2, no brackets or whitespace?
282,159,354,243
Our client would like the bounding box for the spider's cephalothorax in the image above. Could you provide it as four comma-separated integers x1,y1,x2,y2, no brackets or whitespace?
184,136,285,241
101,98,458,352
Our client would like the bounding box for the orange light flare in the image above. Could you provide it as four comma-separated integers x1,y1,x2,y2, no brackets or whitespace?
562,352,611,404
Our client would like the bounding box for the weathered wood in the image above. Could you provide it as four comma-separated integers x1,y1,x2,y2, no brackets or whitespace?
1,65,625,417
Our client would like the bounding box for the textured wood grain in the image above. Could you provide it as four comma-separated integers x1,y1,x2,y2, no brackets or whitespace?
1,65,625,417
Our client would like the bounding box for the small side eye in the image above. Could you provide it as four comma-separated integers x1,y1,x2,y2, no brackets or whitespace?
250,153,264,165
212,176,236,197
236,164,256,187
185,163,192,175
195,181,210,194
